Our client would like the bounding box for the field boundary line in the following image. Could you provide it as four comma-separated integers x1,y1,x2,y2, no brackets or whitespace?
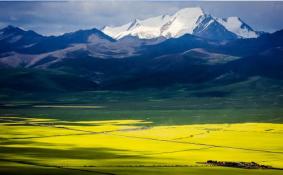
106,133,283,155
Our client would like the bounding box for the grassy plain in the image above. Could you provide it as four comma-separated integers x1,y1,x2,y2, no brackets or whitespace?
0,77,283,174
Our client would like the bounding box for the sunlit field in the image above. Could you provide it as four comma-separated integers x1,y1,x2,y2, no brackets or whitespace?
1,79,283,175
1,116,282,175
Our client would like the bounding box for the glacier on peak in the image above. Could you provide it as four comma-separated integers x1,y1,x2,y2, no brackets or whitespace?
102,7,258,40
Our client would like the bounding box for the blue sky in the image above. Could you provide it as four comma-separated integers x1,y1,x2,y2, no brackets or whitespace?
0,1,282,35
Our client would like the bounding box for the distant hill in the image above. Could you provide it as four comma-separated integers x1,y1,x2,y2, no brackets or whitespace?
0,68,98,92
0,22,282,92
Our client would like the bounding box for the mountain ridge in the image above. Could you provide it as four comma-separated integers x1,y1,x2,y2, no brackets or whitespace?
0,23,282,91
102,7,259,40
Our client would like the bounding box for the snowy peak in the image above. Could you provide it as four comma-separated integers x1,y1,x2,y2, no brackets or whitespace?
161,7,204,38
102,22,132,39
128,19,141,30
103,7,205,39
216,17,258,38
102,7,258,40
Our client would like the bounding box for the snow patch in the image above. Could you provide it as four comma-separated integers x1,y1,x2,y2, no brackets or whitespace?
217,17,258,38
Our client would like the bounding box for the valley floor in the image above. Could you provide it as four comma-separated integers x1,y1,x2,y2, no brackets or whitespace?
0,78,283,174
0,116,282,175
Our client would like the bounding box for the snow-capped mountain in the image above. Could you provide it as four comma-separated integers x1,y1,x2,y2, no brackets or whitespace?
216,17,258,38
102,7,258,40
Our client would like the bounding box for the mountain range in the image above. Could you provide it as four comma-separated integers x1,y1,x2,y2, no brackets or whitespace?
102,7,259,40
0,7,282,92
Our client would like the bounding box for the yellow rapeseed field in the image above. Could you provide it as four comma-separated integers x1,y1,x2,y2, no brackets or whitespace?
0,116,282,174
